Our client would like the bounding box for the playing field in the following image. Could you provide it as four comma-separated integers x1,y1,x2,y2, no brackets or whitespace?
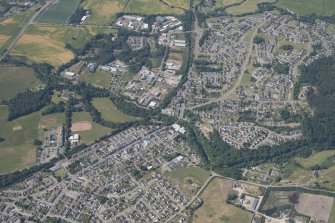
0,65,42,101
82,0,127,24
125,0,184,15
37,0,80,24
193,178,254,223
92,98,139,123
277,0,335,16
11,25,112,67
226,0,276,15
71,112,112,144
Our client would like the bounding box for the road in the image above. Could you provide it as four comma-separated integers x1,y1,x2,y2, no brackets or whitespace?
0,0,56,63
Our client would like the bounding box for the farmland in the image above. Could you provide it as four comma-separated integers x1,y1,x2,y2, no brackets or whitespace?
11,25,114,67
36,0,80,24
92,98,139,123
125,0,184,15
0,6,37,51
226,0,276,15
0,65,42,101
277,0,335,16
165,0,190,10
71,112,112,144
82,0,127,24
193,178,254,223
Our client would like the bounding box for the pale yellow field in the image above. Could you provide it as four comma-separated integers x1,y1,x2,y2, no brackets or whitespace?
83,0,126,24
12,34,74,67
226,0,276,15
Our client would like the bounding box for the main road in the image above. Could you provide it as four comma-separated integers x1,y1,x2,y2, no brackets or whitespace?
0,0,56,62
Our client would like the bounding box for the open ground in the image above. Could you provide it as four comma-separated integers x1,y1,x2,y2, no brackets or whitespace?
226,0,276,15
192,178,254,223
125,0,184,15
277,0,335,16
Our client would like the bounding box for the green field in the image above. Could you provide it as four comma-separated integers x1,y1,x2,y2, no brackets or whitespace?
193,178,254,223
226,0,276,15
296,150,335,169
92,98,139,123
0,66,43,101
125,0,184,15
79,70,112,88
71,112,112,144
277,0,335,16
0,106,66,174
83,0,127,24
37,0,80,24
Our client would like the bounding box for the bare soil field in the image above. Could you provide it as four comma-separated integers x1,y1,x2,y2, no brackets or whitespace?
71,121,92,132
295,193,333,223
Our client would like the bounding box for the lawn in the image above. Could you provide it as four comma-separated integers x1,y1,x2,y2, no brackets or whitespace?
125,0,184,15
36,0,80,24
193,178,254,223
277,0,335,16
79,70,112,88
82,0,127,24
11,25,113,67
92,98,139,123
55,167,66,177
0,65,43,101
71,112,112,145
226,0,276,15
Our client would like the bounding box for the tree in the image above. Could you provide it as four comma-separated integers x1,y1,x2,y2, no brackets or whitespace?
33,139,42,146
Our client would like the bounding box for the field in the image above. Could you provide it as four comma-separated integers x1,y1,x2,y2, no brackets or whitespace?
165,0,190,10
164,167,211,196
92,98,139,123
37,0,80,24
193,178,254,223
0,106,66,174
82,0,127,24
79,70,112,88
261,190,334,222
296,150,335,169
125,0,184,15
71,112,112,144
226,0,276,15
0,66,42,101
11,25,115,67
277,0,335,16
